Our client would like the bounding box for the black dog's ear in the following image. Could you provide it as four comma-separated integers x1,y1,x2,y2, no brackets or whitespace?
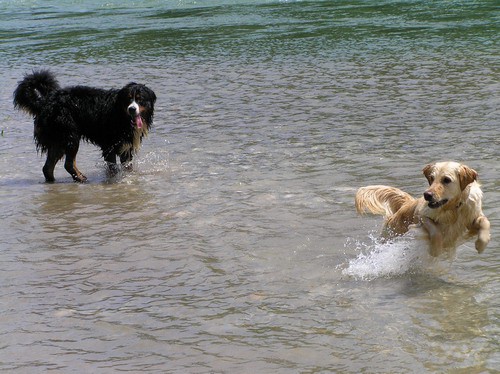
145,87,156,104
422,164,435,185
117,84,133,100
458,165,477,190
135,85,156,104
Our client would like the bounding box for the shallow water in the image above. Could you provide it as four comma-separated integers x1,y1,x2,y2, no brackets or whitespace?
1,0,499,372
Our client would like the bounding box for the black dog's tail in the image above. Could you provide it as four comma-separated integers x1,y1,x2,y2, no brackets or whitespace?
13,70,60,116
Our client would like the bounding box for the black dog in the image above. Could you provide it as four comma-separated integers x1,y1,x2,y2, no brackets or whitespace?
14,70,156,182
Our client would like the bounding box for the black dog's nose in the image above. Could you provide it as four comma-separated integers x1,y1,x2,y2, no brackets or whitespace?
128,106,137,115
423,191,433,201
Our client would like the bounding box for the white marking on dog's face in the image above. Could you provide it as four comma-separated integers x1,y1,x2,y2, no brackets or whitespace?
127,100,140,116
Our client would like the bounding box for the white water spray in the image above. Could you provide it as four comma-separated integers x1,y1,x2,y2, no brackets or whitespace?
342,229,451,280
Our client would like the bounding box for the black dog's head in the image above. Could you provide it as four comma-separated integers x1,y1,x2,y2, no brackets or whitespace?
118,83,156,129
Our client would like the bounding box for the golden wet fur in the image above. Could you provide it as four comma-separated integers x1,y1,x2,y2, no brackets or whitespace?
355,162,490,257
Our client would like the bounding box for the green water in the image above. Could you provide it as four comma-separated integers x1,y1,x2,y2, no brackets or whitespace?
1,0,498,65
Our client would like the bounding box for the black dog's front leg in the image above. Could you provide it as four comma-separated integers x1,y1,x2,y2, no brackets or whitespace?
120,151,133,172
104,152,120,176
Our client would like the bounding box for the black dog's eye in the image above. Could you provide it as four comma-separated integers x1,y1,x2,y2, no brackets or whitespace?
442,176,452,184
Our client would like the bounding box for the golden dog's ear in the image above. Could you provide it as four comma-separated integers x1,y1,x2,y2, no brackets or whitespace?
422,164,434,185
458,165,478,190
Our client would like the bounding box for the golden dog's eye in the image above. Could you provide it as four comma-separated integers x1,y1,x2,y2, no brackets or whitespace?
442,177,452,184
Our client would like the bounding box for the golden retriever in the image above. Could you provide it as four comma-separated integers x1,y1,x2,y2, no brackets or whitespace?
355,162,490,257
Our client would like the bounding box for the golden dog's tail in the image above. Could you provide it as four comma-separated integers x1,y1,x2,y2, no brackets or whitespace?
355,185,414,217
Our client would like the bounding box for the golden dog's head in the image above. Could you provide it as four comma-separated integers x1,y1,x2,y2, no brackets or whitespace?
422,162,478,209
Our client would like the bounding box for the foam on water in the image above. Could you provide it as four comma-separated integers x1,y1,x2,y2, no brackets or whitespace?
342,230,450,281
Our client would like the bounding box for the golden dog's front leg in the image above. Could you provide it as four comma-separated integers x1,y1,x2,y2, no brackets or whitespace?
472,216,490,253
421,217,443,257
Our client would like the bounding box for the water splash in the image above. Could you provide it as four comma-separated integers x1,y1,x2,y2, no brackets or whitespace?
342,231,449,281
136,150,171,174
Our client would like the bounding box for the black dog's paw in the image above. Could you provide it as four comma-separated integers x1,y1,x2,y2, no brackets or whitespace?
72,174,88,183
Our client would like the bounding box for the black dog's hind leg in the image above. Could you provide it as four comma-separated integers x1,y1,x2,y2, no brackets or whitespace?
64,144,87,183
43,148,65,182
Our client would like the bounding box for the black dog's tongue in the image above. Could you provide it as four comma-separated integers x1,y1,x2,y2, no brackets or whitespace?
133,115,143,129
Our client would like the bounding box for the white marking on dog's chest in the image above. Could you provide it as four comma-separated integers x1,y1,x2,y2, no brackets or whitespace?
119,126,148,154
